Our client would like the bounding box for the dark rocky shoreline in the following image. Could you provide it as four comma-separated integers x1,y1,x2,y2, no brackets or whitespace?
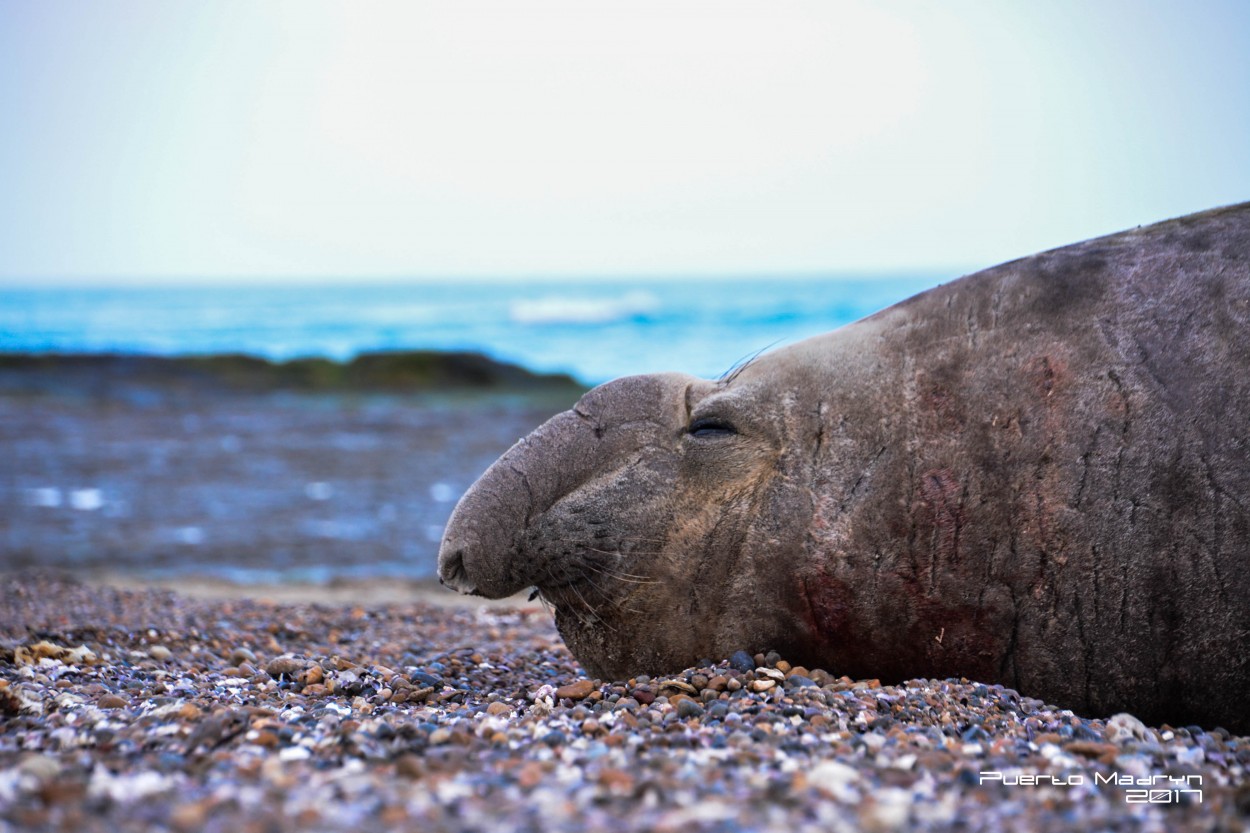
1,572,1247,832
0,350,586,397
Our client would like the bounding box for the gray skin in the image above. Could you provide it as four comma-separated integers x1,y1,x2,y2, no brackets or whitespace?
439,203,1250,733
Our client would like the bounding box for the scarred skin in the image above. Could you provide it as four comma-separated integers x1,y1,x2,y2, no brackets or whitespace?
439,203,1250,732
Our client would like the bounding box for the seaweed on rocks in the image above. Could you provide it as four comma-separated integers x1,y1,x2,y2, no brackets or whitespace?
0,350,587,397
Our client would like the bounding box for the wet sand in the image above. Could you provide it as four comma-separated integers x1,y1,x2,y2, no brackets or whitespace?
92,572,529,609
0,353,579,584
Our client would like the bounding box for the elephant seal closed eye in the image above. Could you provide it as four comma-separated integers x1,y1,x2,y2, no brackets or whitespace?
439,203,1250,732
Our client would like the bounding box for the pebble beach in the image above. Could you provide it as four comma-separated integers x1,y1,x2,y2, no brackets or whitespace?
2,572,1247,833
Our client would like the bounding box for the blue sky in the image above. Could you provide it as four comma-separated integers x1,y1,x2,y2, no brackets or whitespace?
1,1,1248,284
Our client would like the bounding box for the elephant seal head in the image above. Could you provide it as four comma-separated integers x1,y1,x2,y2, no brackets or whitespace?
437,362,826,679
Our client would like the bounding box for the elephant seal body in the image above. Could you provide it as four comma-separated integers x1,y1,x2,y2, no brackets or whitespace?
439,203,1250,732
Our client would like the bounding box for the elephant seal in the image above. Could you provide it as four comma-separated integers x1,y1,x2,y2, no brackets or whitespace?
439,203,1250,732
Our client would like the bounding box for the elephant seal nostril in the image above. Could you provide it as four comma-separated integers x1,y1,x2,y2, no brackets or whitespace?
437,547,476,595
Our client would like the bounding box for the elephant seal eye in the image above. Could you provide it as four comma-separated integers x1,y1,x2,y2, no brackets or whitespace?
688,417,736,438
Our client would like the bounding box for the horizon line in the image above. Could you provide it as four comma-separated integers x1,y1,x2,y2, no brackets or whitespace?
0,266,974,291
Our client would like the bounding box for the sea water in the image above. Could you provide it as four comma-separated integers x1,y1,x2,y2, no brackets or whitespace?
0,274,954,385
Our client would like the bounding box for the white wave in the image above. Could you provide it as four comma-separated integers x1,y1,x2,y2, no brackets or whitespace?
509,290,659,325
69,488,104,511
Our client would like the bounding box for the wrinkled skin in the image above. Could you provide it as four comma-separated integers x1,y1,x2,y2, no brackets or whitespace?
439,204,1250,732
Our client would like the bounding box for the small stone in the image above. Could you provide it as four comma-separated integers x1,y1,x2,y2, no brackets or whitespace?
149,645,172,661
396,754,425,779
756,667,785,682
658,679,696,696
1065,740,1119,759
250,730,280,748
411,670,443,688
750,679,776,693
728,651,756,673
808,760,859,795
517,761,546,788
726,678,743,692
555,679,596,700
581,718,601,734
961,725,989,742
98,694,127,709
677,698,705,719
18,754,61,781
706,675,728,692
1105,712,1152,744
266,657,304,679
303,665,324,685
230,647,257,666
775,660,792,674
810,669,835,686
486,701,511,716
428,728,452,745
169,801,208,833
597,768,635,796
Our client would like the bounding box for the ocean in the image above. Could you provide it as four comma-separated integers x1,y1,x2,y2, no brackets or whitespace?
0,275,953,384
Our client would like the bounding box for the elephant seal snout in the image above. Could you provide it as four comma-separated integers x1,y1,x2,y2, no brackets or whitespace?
439,203,1250,732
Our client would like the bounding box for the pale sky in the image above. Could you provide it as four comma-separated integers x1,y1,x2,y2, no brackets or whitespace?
1,1,1248,284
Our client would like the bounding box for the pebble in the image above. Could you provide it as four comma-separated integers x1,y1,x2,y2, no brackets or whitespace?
1105,712,1153,743
149,645,173,661
728,650,756,673
1,572,1244,833
410,670,442,688
18,753,61,781
555,679,595,700
676,698,704,719
266,657,304,679
229,647,257,666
